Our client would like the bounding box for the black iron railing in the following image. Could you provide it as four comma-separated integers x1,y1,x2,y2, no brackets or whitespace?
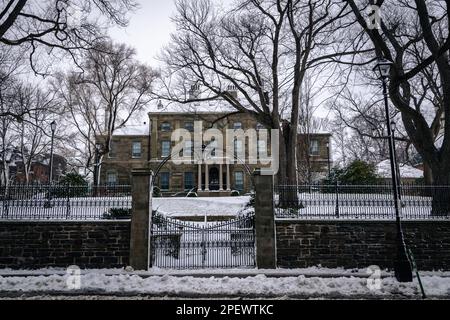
150,212,255,269
0,184,131,220
274,184,450,220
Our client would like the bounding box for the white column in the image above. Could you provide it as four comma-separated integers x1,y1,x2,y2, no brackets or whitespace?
198,163,202,191
226,163,231,191
219,164,223,191
205,163,209,191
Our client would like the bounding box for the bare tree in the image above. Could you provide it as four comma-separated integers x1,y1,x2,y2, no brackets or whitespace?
297,72,332,183
14,85,61,183
158,0,359,197
0,47,26,185
341,0,450,213
0,0,138,74
55,39,157,178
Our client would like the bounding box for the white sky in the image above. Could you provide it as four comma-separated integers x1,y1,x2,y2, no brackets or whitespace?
109,0,177,67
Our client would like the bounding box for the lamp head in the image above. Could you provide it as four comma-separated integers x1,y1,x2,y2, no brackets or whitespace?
50,120,57,132
390,120,397,132
373,58,392,79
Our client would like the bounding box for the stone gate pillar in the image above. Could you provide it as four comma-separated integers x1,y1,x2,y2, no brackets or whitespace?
130,169,153,270
253,169,276,269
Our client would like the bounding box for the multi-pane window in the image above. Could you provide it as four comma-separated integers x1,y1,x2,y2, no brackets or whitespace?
257,139,267,155
131,141,142,158
234,138,243,156
184,140,193,157
161,122,171,132
160,172,170,190
309,139,319,156
184,121,194,132
234,171,244,192
106,171,118,185
233,122,243,130
161,140,171,157
184,172,194,190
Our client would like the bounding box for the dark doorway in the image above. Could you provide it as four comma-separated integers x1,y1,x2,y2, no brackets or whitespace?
209,167,220,190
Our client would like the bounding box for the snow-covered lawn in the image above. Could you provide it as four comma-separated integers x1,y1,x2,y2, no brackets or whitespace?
274,192,447,219
153,196,251,218
0,268,449,298
0,196,252,220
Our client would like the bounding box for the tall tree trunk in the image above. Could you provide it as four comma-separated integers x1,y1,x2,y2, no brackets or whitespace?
430,164,450,216
278,122,299,208
423,161,433,185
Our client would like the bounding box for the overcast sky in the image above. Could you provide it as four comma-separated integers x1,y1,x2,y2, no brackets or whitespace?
109,1,177,67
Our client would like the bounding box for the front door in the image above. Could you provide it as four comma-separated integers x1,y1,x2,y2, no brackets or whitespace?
209,167,220,190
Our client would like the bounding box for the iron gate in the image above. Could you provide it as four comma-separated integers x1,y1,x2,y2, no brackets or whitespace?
150,212,255,269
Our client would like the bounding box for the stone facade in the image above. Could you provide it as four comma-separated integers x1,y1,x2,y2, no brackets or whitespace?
276,220,450,271
0,221,130,269
148,111,265,195
99,111,331,194
98,134,150,185
297,133,332,183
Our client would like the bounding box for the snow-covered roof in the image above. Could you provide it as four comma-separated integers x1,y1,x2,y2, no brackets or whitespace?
376,160,423,179
113,125,149,136
148,99,245,114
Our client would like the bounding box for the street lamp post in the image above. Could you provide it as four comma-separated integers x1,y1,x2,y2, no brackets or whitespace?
44,121,57,209
391,121,402,201
49,121,57,184
373,58,412,282
326,142,331,177
93,143,102,197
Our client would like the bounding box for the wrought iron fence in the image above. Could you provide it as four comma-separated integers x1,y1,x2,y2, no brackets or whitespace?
150,211,255,269
274,184,450,220
0,184,131,220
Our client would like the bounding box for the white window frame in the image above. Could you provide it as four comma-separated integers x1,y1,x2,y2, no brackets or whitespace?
131,141,142,158
233,122,243,130
160,172,170,190
106,171,118,185
309,139,320,156
161,140,171,158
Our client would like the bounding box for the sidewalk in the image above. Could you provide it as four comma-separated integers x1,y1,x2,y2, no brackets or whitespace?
1,268,449,299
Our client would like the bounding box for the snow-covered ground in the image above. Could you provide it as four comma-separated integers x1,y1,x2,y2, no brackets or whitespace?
0,267,449,298
0,196,252,220
275,193,446,219
153,196,251,218
1,192,447,220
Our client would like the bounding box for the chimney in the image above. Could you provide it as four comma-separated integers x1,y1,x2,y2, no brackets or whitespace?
189,83,201,100
225,84,238,99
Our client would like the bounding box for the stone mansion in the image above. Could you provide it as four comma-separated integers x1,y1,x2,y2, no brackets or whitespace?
97,102,331,195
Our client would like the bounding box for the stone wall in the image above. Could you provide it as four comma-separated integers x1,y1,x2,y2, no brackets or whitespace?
276,220,450,271
0,220,131,269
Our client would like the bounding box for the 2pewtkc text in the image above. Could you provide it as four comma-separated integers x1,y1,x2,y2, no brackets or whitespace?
176,304,275,318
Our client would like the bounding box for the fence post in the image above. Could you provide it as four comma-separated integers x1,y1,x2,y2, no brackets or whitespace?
253,169,276,269
335,181,340,218
66,184,70,218
130,169,153,270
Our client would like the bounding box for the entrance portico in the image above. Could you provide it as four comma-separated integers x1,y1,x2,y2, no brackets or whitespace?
197,163,232,196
